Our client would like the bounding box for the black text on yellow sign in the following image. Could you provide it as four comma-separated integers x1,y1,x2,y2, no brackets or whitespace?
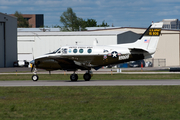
145,28,161,36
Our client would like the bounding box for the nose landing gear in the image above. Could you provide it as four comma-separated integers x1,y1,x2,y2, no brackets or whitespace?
32,68,39,81
32,74,39,81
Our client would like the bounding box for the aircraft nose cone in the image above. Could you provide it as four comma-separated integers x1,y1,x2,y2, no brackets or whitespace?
30,60,35,64
30,60,35,72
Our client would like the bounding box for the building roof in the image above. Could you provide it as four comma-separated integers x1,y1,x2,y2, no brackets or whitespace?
162,19,178,22
17,27,122,32
18,30,128,36
18,28,60,32
0,12,17,19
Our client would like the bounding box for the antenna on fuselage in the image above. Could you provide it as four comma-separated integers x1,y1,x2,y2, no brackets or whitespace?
93,38,98,46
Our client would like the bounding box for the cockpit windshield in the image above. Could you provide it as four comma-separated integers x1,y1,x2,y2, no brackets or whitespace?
50,48,61,54
54,48,61,53
46,48,61,55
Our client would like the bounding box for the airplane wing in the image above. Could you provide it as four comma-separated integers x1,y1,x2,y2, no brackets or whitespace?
55,56,93,71
35,55,96,71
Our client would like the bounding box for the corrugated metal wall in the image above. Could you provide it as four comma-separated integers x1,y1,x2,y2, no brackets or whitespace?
0,22,5,67
0,13,17,67
154,31,179,66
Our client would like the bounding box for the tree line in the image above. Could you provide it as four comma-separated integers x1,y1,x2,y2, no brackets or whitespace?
60,7,109,31
14,7,109,31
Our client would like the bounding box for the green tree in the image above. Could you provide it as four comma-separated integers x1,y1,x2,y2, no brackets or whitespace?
60,7,79,31
97,20,109,27
60,7,109,31
76,18,98,31
14,11,29,28
52,25,61,28
76,18,88,31
86,19,97,27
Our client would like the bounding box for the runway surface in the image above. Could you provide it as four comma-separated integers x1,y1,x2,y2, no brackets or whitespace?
0,80,180,86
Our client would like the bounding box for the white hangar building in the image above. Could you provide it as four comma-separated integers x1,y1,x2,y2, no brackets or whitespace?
17,30,140,61
17,25,180,67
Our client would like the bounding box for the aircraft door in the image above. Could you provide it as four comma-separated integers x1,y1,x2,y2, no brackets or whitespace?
94,48,103,54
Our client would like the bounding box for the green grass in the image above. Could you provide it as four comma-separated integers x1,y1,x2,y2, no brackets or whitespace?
122,70,169,72
0,86,180,119
0,74,180,81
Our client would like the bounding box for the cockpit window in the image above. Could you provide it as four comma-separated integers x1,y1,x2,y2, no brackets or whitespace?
56,48,61,53
50,48,61,54
62,48,67,54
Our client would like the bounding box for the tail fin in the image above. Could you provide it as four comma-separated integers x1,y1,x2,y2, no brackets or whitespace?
132,22,163,54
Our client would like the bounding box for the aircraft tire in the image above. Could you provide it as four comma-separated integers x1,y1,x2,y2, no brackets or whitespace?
83,73,91,81
70,74,78,81
32,75,39,81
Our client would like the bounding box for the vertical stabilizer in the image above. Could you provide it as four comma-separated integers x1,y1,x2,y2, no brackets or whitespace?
135,22,163,54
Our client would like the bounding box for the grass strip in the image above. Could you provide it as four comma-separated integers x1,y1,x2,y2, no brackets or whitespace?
0,86,180,119
0,74,180,81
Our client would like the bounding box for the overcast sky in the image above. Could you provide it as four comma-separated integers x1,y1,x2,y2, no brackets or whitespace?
1,0,180,27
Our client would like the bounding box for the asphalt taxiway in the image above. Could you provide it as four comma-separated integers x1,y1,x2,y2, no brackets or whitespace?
0,80,180,86
0,67,180,86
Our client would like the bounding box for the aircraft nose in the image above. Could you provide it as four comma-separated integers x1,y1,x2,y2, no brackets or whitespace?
30,60,35,72
30,60,35,64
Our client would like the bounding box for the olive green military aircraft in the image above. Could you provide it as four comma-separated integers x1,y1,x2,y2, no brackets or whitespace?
30,22,163,81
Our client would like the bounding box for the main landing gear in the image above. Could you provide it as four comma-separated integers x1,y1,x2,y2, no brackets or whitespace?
70,73,78,81
83,73,91,81
70,71,92,81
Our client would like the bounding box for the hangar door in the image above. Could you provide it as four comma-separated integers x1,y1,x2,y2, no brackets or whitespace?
0,22,5,67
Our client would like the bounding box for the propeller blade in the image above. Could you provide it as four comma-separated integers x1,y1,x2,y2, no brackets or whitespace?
31,64,34,72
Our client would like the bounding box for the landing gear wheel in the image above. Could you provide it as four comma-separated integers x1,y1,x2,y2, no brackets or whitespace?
83,73,91,81
32,75,39,81
70,74,78,81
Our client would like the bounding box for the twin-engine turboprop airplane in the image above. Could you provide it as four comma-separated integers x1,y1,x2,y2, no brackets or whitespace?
30,22,163,81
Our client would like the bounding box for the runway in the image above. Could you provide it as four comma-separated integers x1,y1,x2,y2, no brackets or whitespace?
0,79,180,86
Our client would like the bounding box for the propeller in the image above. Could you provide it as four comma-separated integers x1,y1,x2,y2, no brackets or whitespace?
30,48,35,72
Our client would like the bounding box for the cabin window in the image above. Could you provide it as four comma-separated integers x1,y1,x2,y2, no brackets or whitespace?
73,49,77,53
68,49,72,53
79,49,83,53
87,49,92,53
103,49,108,53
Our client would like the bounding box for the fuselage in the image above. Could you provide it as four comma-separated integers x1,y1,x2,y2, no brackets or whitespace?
34,45,145,71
